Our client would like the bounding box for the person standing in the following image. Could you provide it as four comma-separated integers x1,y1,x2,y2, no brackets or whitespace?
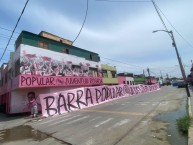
27,91,38,118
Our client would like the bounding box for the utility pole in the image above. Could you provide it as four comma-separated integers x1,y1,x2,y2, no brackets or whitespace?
166,73,169,79
170,31,190,97
143,69,145,77
160,71,163,84
160,71,163,79
147,67,151,84
147,68,150,77
153,30,190,97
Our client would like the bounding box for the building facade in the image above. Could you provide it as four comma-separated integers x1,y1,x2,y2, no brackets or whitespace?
117,73,134,85
133,74,146,84
101,64,118,85
0,31,102,114
146,76,158,85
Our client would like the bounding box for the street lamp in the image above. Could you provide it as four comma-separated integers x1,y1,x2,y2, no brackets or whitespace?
153,30,190,97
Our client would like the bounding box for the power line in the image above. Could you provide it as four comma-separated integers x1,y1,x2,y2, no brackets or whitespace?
0,0,29,63
150,66,177,70
0,26,20,34
101,56,143,68
0,43,14,45
100,58,145,75
154,3,193,49
0,48,14,52
150,70,158,76
151,0,171,39
100,56,169,77
73,0,89,44
0,33,18,39
166,70,179,74
0,35,17,40
96,0,151,2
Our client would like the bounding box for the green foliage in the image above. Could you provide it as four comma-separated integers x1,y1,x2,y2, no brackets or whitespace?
177,115,191,134
186,98,189,115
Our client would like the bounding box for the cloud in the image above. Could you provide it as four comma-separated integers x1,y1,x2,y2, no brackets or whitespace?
1,0,193,77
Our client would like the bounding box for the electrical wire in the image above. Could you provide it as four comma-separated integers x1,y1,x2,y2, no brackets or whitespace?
154,3,193,49
73,0,89,44
0,36,16,41
0,48,14,52
96,0,151,2
0,26,20,34
162,67,179,74
0,33,18,39
0,0,29,63
151,0,171,39
101,57,182,77
101,56,143,68
150,70,158,76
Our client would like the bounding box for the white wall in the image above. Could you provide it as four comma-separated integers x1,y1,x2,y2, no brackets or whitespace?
10,86,79,113
20,44,101,68
125,77,135,85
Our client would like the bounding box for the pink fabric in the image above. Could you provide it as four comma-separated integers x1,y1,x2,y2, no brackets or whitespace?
19,74,102,88
39,83,160,117
29,98,37,107
118,76,126,84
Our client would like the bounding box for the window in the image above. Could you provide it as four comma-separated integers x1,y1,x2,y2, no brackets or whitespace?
71,65,81,76
89,67,98,77
0,78,3,86
111,71,117,78
38,41,48,49
127,81,129,84
90,54,93,60
15,59,20,77
123,81,125,84
63,48,69,54
8,69,12,80
72,65,81,69
102,70,108,78
4,73,8,84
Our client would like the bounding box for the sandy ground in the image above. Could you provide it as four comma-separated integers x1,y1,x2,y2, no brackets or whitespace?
117,87,184,145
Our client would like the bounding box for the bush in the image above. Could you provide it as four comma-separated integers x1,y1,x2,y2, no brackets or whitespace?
177,115,191,134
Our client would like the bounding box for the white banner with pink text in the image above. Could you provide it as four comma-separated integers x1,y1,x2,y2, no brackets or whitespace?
39,83,160,117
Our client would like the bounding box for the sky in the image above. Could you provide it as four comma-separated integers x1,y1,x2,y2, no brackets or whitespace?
0,0,193,78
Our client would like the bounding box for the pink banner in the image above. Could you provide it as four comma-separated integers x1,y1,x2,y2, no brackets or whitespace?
19,74,102,88
39,83,160,117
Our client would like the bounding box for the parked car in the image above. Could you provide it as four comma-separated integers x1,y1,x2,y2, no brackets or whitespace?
177,81,186,88
171,80,178,87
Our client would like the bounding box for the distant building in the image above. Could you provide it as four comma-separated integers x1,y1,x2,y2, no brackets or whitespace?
133,74,146,84
101,64,118,85
117,72,134,85
146,76,158,85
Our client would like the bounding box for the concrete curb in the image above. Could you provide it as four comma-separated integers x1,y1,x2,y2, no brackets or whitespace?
188,97,193,145
188,97,192,118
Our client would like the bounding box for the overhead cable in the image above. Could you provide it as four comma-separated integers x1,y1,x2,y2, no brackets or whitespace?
151,0,171,39
0,0,29,63
73,0,89,44
96,0,151,2
154,3,193,49
101,56,143,68
0,26,20,34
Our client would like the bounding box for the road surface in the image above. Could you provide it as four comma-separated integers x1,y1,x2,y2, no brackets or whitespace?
0,86,186,145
